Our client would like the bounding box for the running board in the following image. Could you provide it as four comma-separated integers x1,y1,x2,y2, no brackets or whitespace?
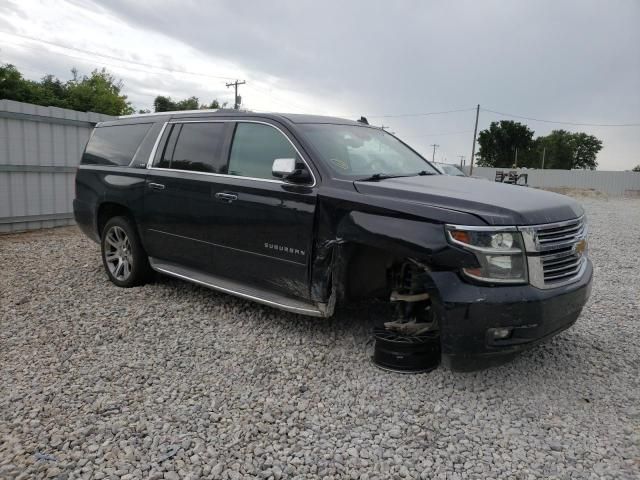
149,258,327,317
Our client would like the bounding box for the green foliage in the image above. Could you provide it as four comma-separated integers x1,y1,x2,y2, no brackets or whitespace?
538,130,601,170
476,121,535,168
0,63,134,115
0,64,38,103
153,95,226,112
632,165,640,172
476,121,602,170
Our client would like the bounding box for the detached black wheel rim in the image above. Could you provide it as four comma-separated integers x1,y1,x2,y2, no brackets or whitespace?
105,226,133,281
372,327,440,373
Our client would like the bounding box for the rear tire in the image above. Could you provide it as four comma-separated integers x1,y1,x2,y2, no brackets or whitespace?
101,216,151,288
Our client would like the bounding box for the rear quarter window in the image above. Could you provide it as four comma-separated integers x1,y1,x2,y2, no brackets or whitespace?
82,123,152,166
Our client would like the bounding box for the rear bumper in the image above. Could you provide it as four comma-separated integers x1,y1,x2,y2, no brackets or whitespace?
428,260,592,371
73,198,100,243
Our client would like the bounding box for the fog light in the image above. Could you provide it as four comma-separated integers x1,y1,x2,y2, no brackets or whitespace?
489,327,512,339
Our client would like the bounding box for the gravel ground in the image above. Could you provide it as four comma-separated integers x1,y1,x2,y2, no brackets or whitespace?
1,197,639,480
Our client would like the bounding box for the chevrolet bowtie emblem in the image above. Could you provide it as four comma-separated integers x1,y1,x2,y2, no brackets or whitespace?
574,239,588,256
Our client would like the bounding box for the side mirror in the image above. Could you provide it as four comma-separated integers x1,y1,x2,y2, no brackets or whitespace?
272,158,311,184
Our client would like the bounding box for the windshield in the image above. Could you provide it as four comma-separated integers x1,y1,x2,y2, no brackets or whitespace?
438,164,466,176
299,124,439,177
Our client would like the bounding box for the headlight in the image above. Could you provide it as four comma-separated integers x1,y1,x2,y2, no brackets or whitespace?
446,226,528,284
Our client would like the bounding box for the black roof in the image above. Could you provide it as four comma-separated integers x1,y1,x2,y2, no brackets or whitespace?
101,109,363,127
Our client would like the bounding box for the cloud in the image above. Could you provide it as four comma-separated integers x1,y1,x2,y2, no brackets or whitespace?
2,0,639,168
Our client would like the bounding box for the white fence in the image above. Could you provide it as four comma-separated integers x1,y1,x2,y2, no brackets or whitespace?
466,166,640,197
0,100,114,233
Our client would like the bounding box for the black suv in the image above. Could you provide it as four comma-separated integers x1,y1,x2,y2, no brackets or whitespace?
74,110,592,370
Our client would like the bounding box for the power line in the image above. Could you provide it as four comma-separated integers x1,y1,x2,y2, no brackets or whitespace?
1,39,171,84
0,38,361,117
0,30,239,81
401,129,473,139
6,30,637,128
5,31,311,114
482,107,640,127
368,108,476,119
244,83,311,112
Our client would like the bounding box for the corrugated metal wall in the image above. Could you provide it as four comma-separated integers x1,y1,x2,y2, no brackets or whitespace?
0,100,114,233
1,100,638,234
467,166,640,197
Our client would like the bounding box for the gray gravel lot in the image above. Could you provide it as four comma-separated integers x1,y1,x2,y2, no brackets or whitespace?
1,197,639,480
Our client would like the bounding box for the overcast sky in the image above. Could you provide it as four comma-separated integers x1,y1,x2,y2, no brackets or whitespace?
1,0,639,170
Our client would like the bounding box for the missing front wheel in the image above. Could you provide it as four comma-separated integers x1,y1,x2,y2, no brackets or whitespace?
371,260,441,372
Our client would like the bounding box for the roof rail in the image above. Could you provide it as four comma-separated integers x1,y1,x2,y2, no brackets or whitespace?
118,109,220,119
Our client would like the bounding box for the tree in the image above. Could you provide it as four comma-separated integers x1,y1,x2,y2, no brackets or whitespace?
476,121,535,168
569,132,602,170
65,68,134,115
476,120,603,170
0,63,134,115
0,64,40,103
174,96,199,111
537,130,601,170
206,99,224,109
153,95,226,112
632,165,640,172
153,95,173,112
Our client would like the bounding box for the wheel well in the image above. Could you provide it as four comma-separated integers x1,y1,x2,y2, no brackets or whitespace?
97,203,133,238
340,244,440,301
342,244,400,300
340,243,441,326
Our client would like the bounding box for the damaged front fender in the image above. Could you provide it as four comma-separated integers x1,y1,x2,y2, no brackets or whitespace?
309,201,478,303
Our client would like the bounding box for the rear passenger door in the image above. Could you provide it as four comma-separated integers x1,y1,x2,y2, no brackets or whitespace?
142,118,318,301
142,121,233,272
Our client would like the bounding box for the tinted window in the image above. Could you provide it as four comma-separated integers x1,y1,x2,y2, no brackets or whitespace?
228,123,298,179
82,123,152,166
159,122,227,173
156,124,179,169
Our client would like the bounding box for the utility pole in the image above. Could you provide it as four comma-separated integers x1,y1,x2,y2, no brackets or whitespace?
541,147,546,169
514,147,518,168
469,104,480,175
226,80,246,109
458,155,465,169
430,144,439,163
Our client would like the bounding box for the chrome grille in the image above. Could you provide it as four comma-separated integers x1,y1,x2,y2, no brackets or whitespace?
519,216,588,289
541,248,584,283
535,217,585,250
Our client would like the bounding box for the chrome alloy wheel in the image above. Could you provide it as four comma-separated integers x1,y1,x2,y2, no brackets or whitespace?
104,226,133,281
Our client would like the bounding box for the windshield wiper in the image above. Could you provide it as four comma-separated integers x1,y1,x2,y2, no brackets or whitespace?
356,173,412,182
356,170,437,182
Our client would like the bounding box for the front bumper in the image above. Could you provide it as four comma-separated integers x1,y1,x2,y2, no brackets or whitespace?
427,259,592,371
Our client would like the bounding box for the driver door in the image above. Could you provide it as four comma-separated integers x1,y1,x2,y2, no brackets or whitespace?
208,121,318,299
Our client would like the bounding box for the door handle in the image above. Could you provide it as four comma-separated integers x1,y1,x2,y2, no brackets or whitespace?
148,182,165,190
215,192,238,203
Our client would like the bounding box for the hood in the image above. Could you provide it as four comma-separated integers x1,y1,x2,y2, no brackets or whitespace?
353,175,584,226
